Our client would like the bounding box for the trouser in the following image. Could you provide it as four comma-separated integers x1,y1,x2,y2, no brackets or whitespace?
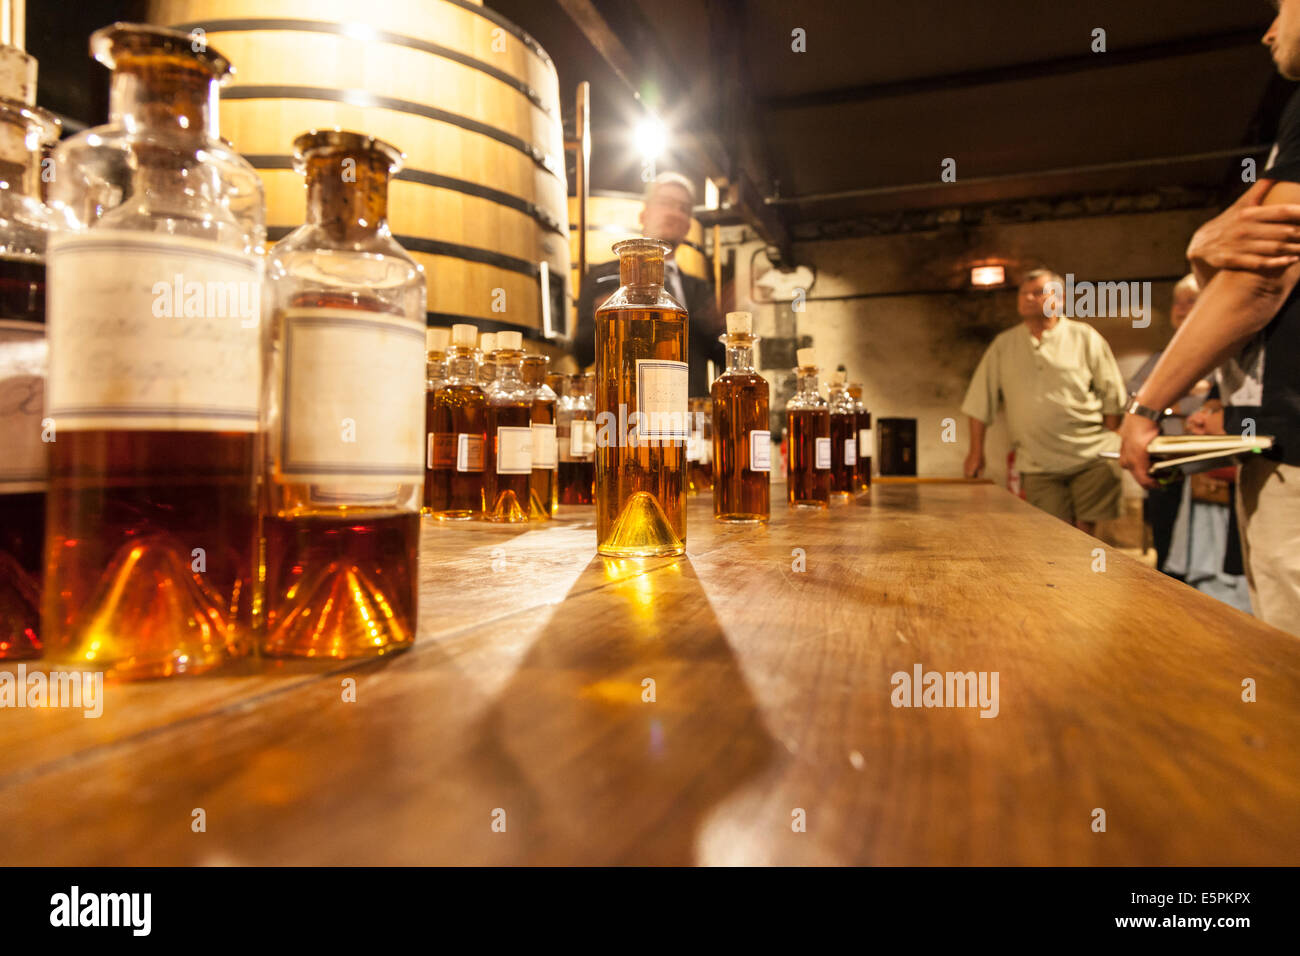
1144,481,1184,579
1236,457,1300,637
1020,458,1123,524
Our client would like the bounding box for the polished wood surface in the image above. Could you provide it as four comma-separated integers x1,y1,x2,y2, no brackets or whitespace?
2,483,1297,865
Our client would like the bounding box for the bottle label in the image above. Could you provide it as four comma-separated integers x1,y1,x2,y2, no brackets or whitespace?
274,307,426,483
749,429,772,472
456,433,484,472
569,419,596,458
47,231,262,431
845,438,857,465
531,422,558,469
429,432,456,469
496,426,532,474
815,437,832,469
859,428,873,456
686,432,702,462
0,320,47,493
635,358,689,439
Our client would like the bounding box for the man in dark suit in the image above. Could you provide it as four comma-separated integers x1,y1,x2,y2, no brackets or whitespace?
574,172,723,396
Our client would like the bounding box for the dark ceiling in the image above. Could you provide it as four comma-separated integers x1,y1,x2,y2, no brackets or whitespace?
26,1,1291,257
489,0,1290,250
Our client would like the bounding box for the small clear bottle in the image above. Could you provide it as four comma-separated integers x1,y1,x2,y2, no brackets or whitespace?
710,311,769,523
828,371,857,498
848,382,872,493
262,129,426,659
426,326,450,392
786,348,830,509
484,330,531,521
0,85,59,660
477,332,497,387
428,323,486,518
595,238,688,557
43,24,265,678
521,352,558,519
558,372,595,506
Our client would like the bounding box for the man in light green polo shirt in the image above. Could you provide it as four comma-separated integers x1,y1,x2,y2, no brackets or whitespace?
962,269,1127,534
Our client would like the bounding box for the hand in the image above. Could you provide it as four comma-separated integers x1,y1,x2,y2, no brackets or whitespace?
1187,179,1300,282
1186,400,1225,436
963,448,985,479
1118,414,1160,489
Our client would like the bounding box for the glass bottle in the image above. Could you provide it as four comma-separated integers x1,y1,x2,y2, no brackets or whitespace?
557,371,595,506
828,371,857,498
687,397,714,494
477,332,497,387
484,330,531,521
0,93,59,660
595,238,688,557
261,129,425,659
428,323,486,519
786,348,830,509
43,24,265,678
848,382,872,493
710,311,769,523
426,326,450,392
421,326,450,514
521,352,557,519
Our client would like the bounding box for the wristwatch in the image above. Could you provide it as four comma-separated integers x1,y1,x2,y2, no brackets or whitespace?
1125,394,1167,422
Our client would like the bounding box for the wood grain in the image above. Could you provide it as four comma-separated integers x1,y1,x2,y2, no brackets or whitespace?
1,484,1297,865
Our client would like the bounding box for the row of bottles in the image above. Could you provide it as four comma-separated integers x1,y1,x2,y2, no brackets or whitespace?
786,349,873,509
422,325,595,521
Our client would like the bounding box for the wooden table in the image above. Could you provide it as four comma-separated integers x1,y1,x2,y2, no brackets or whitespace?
2,482,1298,865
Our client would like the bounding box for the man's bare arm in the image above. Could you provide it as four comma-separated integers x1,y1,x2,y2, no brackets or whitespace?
1139,182,1300,413
1187,179,1300,287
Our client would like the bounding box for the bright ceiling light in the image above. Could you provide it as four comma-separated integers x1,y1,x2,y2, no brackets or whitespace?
970,265,1005,287
635,115,667,162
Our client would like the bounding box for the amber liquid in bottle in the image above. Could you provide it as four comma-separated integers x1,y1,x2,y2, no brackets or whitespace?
484,339,532,522
830,412,857,496
262,291,420,658
421,342,448,514
486,403,532,521
595,240,687,557
0,258,47,658
711,330,770,523
557,373,595,505
858,410,873,491
42,29,262,677
687,400,713,494
788,409,830,507
523,355,557,519
428,341,487,519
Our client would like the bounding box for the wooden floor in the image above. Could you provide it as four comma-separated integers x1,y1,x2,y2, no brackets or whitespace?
2,482,1298,865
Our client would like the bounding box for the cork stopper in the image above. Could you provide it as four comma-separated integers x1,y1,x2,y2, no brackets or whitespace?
426,327,450,351
830,370,846,385
726,311,752,335
796,347,817,368
479,332,497,354
497,330,522,350
451,323,477,347
0,45,37,107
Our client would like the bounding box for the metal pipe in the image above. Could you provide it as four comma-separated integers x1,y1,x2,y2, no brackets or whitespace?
764,145,1272,207
1,0,25,50
576,80,589,291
